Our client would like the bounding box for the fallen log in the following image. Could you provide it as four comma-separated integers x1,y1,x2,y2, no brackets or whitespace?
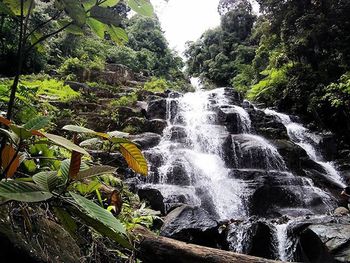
134,227,283,263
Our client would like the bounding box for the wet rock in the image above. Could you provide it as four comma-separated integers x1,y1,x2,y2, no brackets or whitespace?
226,221,276,260
116,106,141,124
296,228,336,263
250,185,300,217
122,117,149,134
249,109,289,140
273,139,308,173
319,134,337,161
165,161,191,186
223,88,241,104
217,106,243,134
160,205,219,247
249,222,276,260
305,224,350,262
223,135,285,170
129,132,161,150
169,125,187,143
149,119,167,134
138,187,165,215
147,99,167,120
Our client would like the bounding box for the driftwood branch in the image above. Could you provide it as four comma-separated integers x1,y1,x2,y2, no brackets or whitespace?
133,227,283,263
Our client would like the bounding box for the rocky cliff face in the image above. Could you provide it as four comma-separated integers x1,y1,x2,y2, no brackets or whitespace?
130,87,350,262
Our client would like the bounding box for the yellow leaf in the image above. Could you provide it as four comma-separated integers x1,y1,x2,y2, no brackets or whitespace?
119,143,148,176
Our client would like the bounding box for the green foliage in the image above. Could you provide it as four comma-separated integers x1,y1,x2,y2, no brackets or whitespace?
247,65,290,104
185,6,256,86
21,77,80,101
110,92,138,107
323,72,350,108
143,77,169,93
0,116,152,252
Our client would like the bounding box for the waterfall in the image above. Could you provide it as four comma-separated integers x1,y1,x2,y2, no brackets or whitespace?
264,109,346,188
143,87,341,261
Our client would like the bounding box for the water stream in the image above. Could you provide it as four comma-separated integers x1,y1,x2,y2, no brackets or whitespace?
143,87,344,261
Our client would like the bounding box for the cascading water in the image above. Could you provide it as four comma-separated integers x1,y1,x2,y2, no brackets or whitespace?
264,109,346,188
145,87,249,219
142,86,343,261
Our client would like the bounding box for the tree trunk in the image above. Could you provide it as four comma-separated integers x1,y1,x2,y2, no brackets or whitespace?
133,227,283,263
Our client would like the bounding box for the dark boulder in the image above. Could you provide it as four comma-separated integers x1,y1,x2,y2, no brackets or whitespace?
226,221,276,260
319,134,337,161
138,187,166,215
64,81,89,92
160,205,219,247
122,117,150,134
295,228,335,263
273,139,308,173
217,106,244,134
249,222,276,260
116,106,141,124
304,224,350,262
129,132,161,150
149,119,167,134
147,99,167,120
165,161,191,186
169,125,187,143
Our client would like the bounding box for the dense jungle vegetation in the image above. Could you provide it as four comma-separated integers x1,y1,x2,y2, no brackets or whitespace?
0,0,189,262
185,0,350,143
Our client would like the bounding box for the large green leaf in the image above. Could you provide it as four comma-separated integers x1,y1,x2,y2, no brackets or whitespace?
100,0,120,7
82,0,96,10
29,31,45,52
60,159,90,183
108,25,128,45
3,0,35,16
126,0,153,17
0,181,52,202
90,6,122,26
0,128,19,144
58,20,84,35
119,143,147,176
108,130,129,138
23,116,51,130
33,171,63,192
109,137,134,144
42,133,89,156
79,137,102,147
74,180,101,195
59,159,70,183
61,0,86,25
9,124,32,139
63,125,109,139
62,125,96,134
76,165,117,180
86,17,106,39
0,1,16,16
53,207,78,237
69,192,130,247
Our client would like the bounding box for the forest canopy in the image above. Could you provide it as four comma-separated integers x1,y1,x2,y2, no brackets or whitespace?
185,0,350,142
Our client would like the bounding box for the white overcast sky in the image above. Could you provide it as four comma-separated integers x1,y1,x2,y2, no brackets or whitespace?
150,0,259,56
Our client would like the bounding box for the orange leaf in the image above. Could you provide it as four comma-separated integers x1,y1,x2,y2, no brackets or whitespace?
31,130,44,137
1,144,19,178
109,190,123,215
69,151,82,180
0,115,11,126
